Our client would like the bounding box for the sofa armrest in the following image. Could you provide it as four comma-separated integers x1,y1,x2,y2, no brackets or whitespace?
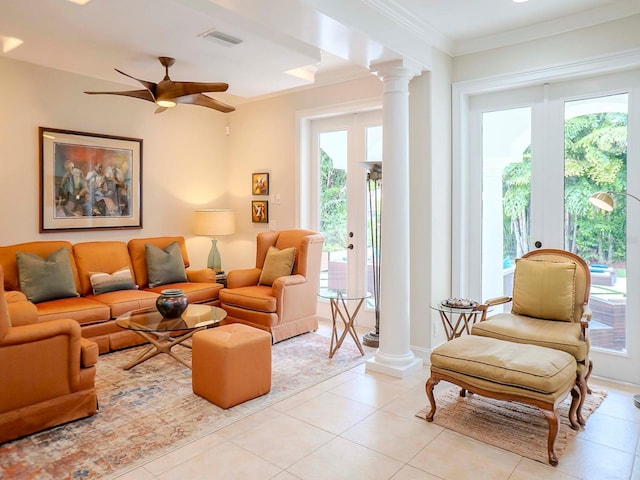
80,337,99,368
227,268,262,288
272,274,312,323
0,319,91,411
186,268,217,283
5,294,39,327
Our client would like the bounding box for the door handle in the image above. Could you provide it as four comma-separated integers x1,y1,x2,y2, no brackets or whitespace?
534,241,542,248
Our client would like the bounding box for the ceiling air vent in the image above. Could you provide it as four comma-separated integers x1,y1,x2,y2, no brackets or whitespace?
199,29,243,47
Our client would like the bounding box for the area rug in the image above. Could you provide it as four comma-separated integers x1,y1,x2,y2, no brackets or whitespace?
415,387,607,464
1,331,374,479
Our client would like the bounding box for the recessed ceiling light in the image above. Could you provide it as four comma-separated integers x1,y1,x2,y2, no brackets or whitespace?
0,35,24,53
513,0,529,3
66,0,92,5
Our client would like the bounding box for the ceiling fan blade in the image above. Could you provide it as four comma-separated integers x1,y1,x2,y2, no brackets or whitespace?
155,106,168,114
157,81,229,100
115,68,157,98
177,94,235,113
84,89,155,102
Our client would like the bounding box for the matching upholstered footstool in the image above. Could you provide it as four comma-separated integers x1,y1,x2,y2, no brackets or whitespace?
192,323,272,408
425,335,580,466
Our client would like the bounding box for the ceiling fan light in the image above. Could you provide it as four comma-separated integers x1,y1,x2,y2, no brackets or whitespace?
156,99,177,108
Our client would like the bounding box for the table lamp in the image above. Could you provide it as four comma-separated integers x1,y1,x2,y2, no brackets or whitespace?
193,209,236,272
589,190,640,408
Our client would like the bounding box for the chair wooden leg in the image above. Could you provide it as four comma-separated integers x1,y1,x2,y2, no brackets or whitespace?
540,408,560,467
425,376,439,421
568,385,581,430
585,360,593,394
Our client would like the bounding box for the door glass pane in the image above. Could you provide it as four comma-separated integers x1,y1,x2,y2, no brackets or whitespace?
564,94,628,353
482,107,532,306
319,130,348,294
365,125,382,305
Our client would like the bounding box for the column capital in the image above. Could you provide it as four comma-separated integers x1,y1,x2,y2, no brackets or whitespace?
370,58,422,81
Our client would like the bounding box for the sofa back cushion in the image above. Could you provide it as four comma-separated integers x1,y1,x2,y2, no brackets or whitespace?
0,241,80,292
145,242,188,288
127,237,190,288
16,248,80,303
73,241,137,296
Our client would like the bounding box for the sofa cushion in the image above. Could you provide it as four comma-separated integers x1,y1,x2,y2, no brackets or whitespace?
220,285,277,312
145,242,188,288
88,289,159,318
512,258,576,322
471,312,587,361
89,267,137,295
16,248,79,303
34,296,110,325
258,247,296,286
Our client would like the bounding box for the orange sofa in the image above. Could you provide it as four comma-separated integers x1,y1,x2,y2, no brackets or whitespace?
0,236,222,353
0,266,98,444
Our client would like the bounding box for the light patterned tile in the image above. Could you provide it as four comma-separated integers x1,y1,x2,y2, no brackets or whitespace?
231,415,334,469
157,441,281,480
508,458,580,480
286,391,376,435
287,436,403,480
389,465,441,480
409,430,519,480
557,436,634,480
215,407,285,440
329,374,411,408
576,411,640,453
342,410,442,462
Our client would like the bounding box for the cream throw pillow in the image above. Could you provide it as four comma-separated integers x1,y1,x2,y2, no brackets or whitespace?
512,258,576,322
258,247,296,286
89,266,137,295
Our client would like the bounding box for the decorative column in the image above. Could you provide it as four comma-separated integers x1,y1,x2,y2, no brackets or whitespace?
366,59,423,378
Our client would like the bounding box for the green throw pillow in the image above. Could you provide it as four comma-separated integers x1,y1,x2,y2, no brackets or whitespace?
258,246,296,286
16,248,79,303
511,258,576,322
145,242,188,288
89,266,137,295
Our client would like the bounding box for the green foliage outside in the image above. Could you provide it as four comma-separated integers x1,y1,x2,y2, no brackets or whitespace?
503,112,628,265
320,149,347,252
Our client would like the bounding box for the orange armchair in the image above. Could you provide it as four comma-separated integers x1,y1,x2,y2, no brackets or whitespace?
219,229,324,343
0,266,98,444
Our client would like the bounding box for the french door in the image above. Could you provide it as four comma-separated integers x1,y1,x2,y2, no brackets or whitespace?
465,69,640,383
310,111,382,328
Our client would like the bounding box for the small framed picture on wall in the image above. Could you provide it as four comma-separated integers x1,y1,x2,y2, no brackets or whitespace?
251,200,269,223
252,172,269,195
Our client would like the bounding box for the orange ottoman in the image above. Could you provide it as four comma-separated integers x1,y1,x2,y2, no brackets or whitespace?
192,323,272,408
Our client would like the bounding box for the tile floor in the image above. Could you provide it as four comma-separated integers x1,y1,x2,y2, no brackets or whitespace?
111,320,640,480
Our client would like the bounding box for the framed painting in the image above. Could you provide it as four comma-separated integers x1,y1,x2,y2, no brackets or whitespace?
252,172,269,195
251,200,269,223
39,127,143,232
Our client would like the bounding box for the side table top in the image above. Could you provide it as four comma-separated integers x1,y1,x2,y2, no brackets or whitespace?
318,290,372,301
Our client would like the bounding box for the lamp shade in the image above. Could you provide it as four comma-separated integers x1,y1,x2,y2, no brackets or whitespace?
589,192,615,212
193,209,236,236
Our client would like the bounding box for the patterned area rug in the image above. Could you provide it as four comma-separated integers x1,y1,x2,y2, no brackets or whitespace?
1,331,374,479
416,386,606,464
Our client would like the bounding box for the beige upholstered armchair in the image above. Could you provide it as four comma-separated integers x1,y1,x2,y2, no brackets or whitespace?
472,249,592,424
0,266,98,443
219,229,324,343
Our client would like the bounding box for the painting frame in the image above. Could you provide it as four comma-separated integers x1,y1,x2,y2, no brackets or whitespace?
39,127,143,232
252,172,269,195
251,200,269,223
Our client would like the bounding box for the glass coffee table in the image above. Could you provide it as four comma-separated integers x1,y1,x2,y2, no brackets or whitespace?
115,304,226,370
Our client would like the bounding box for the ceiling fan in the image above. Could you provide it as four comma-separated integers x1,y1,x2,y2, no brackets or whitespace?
85,56,235,114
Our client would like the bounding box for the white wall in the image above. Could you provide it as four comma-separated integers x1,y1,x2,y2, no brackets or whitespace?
453,15,640,83
223,75,383,270
0,56,229,268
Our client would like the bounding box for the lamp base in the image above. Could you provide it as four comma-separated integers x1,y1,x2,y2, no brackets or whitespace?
362,331,379,348
207,238,222,272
